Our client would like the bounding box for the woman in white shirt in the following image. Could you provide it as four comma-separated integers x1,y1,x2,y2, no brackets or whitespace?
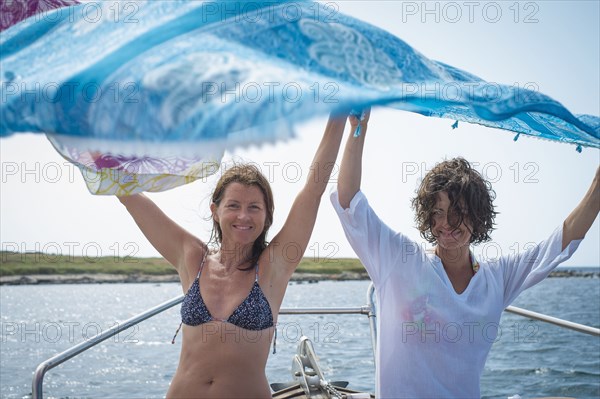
331,109,599,398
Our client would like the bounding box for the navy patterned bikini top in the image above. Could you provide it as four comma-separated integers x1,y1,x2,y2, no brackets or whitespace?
177,252,274,331
171,253,278,352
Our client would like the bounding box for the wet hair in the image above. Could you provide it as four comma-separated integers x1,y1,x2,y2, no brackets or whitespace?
209,164,274,269
411,157,497,245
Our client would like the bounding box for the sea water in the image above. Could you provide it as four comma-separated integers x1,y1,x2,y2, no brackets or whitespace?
1,275,598,398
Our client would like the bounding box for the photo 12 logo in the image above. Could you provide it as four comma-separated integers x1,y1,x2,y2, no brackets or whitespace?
1,321,139,344
0,1,141,31
1,241,140,263
399,2,540,24
401,321,539,344
1,81,140,105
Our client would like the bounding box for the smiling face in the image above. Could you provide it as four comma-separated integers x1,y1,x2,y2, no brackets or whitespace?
431,191,473,251
209,164,274,264
412,157,497,246
211,182,267,248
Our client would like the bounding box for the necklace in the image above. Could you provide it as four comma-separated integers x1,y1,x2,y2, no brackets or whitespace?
470,252,480,274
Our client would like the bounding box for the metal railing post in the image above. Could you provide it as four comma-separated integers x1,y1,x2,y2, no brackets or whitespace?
366,283,377,362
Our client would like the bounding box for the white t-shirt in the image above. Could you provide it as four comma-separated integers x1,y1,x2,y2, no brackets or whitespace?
331,190,582,399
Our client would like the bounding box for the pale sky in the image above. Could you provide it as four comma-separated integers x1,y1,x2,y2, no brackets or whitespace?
1,1,599,266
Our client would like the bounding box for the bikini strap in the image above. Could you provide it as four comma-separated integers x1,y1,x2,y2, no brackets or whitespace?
254,262,260,282
195,249,209,279
171,322,182,345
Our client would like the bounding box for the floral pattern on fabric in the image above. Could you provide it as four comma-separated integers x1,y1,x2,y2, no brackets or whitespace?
2,1,598,194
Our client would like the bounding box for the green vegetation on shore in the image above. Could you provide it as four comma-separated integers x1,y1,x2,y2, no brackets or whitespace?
0,251,366,276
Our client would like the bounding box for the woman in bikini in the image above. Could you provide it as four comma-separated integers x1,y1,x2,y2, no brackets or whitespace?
117,113,352,398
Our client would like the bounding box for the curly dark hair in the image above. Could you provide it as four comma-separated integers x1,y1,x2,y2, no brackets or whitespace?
411,157,497,245
209,164,274,270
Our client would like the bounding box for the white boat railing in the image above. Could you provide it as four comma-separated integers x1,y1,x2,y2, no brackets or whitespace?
505,305,600,336
31,282,599,398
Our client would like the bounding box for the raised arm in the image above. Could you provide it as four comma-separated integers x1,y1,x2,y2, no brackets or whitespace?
337,110,370,208
562,166,600,250
118,194,204,270
269,112,348,276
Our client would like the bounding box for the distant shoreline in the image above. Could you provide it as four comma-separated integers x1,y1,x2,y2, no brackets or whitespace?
0,269,597,285
0,271,370,285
